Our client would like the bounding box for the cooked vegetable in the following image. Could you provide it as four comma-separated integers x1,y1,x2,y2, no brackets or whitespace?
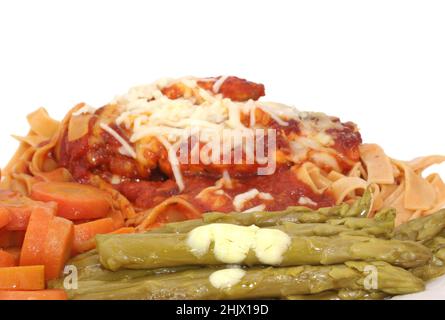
43,216,74,280
286,290,388,300
0,207,10,229
146,192,374,235
4,247,21,266
0,249,16,267
97,231,431,271
31,182,111,220
73,218,115,254
19,207,54,266
57,261,423,300
0,265,45,290
410,236,445,281
393,209,445,242
0,289,68,300
0,230,25,248
1,201,57,231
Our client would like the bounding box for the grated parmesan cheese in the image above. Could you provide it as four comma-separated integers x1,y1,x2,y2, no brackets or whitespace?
233,189,260,211
99,123,137,159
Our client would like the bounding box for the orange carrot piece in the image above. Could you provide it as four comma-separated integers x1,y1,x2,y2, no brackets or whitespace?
0,265,45,290
0,289,67,300
31,182,111,220
0,230,25,248
0,250,16,267
4,207,32,231
0,208,10,229
43,217,74,281
110,227,136,235
19,207,54,267
72,218,115,254
4,248,21,266
4,201,57,231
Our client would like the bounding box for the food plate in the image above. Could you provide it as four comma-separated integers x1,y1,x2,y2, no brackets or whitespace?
0,76,444,300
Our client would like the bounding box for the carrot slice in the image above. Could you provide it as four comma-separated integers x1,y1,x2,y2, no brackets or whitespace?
0,230,25,248
19,207,54,267
0,289,67,300
72,218,115,254
4,206,32,231
0,265,45,290
3,201,57,231
4,248,21,266
0,250,16,267
0,208,10,229
31,182,111,220
43,217,74,281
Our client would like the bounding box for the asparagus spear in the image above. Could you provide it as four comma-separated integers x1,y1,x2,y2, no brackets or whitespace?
410,236,445,281
286,289,388,300
393,209,445,242
97,231,431,271
203,191,371,227
63,261,423,300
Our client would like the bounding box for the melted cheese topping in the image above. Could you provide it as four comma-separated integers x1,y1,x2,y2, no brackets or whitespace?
186,223,291,265
109,77,352,190
209,268,246,289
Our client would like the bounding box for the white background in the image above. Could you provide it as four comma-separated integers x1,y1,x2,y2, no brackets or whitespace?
1,0,445,299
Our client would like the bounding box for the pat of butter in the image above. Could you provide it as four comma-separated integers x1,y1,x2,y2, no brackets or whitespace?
186,223,291,265
209,268,246,289
254,228,292,265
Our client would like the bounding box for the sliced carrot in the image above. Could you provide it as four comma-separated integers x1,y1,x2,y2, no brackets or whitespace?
3,201,57,231
43,217,74,281
31,182,111,220
0,208,10,229
4,206,32,231
19,207,54,267
0,250,16,267
0,230,26,248
72,218,115,254
0,289,67,300
0,265,45,290
110,227,135,235
4,247,21,266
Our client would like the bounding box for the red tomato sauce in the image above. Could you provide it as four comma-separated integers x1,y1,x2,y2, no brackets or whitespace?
116,166,335,213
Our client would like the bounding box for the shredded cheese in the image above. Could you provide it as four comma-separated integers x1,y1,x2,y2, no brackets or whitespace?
233,189,260,211
212,76,229,93
99,123,137,159
72,104,96,116
109,77,352,191
242,204,266,213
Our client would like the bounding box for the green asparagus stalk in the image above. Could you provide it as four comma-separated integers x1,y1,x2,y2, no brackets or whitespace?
410,236,445,281
147,191,373,234
393,209,445,242
202,191,371,227
286,289,388,300
63,261,423,300
97,231,431,271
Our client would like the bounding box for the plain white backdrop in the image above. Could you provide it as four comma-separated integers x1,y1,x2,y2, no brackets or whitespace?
0,0,444,171
1,0,445,299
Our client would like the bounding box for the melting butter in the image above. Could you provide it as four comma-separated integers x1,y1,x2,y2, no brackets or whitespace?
209,268,246,289
186,223,291,265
